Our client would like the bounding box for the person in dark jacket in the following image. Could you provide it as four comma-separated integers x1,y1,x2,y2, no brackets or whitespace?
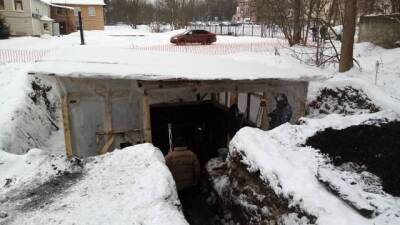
311,25,319,42
320,25,328,41
227,104,241,139
268,94,292,129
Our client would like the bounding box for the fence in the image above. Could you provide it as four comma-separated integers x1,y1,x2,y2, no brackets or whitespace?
185,24,286,39
0,49,50,64
133,41,285,55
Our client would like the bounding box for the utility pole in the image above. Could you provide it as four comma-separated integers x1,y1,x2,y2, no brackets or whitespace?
78,11,85,45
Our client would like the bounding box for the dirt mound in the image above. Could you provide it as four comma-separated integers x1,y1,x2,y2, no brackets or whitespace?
306,121,400,196
206,155,317,225
308,87,380,117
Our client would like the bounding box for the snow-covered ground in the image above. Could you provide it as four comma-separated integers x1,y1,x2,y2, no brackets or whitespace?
1,25,400,225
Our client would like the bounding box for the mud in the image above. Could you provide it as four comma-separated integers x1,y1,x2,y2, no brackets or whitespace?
306,121,400,196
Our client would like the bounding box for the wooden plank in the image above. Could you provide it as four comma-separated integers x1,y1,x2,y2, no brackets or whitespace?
104,92,113,143
100,134,116,154
246,93,251,121
260,92,270,130
142,94,152,143
225,92,228,106
61,96,74,157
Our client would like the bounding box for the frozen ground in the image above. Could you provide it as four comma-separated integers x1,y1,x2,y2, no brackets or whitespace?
0,25,400,225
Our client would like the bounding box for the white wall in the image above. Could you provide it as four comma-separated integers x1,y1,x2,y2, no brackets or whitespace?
0,0,52,36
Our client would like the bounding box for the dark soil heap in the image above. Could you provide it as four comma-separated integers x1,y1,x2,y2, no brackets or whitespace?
308,87,380,116
206,155,317,225
306,121,400,196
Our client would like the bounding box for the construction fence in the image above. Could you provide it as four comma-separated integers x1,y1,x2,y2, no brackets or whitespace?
185,24,286,39
0,49,50,64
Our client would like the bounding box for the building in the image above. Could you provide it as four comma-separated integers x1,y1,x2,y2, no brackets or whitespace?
48,0,105,34
49,3,74,34
359,14,400,49
232,0,257,23
0,0,58,36
28,47,325,158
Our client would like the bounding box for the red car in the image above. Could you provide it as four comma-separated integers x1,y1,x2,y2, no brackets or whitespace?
170,30,217,45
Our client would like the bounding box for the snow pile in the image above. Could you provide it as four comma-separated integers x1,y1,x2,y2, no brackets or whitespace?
229,111,400,225
1,144,188,225
0,64,62,155
0,149,80,198
317,163,396,218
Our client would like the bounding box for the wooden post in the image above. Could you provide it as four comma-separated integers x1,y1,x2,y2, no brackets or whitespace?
142,94,152,143
260,92,269,130
61,96,73,157
104,92,113,143
225,92,229,106
246,93,251,120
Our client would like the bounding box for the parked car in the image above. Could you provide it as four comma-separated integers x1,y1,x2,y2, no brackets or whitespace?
206,21,220,26
194,21,206,26
220,21,231,26
170,30,217,45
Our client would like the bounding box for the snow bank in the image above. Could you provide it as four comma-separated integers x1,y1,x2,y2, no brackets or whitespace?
1,144,188,225
229,111,400,225
0,148,79,198
0,64,63,155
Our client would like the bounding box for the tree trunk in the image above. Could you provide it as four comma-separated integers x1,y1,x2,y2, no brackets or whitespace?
339,0,357,73
392,0,400,13
293,0,302,44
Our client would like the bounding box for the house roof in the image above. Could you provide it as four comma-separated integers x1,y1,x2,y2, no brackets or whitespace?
43,0,105,6
29,46,330,82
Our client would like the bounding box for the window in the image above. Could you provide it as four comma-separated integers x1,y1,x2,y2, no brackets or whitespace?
0,0,4,10
15,0,23,11
74,7,81,17
57,8,64,15
88,7,96,16
43,23,49,31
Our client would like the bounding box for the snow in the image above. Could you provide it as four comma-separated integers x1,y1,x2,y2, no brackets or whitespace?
0,64,62,155
0,148,79,197
30,46,328,81
229,111,400,225
1,25,400,225
1,144,188,225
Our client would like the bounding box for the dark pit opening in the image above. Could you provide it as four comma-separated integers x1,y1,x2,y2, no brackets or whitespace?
306,121,400,196
151,101,234,224
151,101,230,166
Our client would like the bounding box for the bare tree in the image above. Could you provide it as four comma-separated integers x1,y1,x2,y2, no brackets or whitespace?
339,0,357,72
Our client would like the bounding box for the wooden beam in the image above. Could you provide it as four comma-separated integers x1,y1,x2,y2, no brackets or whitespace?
260,92,270,130
100,134,116,154
142,94,152,143
104,92,113,143
61,96,74,157
246,93,251,121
